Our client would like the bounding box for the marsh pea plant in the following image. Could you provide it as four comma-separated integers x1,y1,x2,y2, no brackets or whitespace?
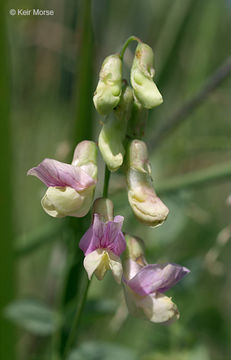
28,36,190,358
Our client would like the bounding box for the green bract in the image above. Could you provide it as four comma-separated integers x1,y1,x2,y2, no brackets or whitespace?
130,43,163,109
93,54,122,115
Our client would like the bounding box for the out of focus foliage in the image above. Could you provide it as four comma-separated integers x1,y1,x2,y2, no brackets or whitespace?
4,0,231,359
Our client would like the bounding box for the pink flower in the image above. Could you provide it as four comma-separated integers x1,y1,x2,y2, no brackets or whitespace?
28,159,95,191
27,141,97,218
79,199,126,283
125,262,190,296
123,234,190,324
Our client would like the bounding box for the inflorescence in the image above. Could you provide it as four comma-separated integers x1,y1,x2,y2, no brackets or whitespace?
28,36,190,324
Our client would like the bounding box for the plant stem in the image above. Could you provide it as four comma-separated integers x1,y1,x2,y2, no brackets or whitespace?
74,0,94,146
53,0,94,356
51,240,78,360
60,164,111,359
0,1,15,359
103,165,111,198
63,276,90,358
119,35,141,60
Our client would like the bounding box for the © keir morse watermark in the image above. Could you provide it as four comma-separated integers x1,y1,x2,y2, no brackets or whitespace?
9,8,55,16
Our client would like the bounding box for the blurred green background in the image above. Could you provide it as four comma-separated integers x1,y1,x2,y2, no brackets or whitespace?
1,0,231,359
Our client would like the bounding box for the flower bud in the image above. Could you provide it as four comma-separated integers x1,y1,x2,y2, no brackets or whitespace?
130,43,163,109
126,140,169,227
124,234,146,264
72,140,97,180
127,138,151,174
93,54,122,115
93,198,114,222
98,86,133,171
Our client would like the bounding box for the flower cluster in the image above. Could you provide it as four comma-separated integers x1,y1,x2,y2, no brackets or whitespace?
28,37,190,325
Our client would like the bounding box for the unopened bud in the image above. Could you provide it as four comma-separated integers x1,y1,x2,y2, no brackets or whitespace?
127,140,169,227
93,54,122,115
131,43,163,109
128,139,151,174
93,198,114,222
72,140,97,180
124,234,146,263
98,86,133,171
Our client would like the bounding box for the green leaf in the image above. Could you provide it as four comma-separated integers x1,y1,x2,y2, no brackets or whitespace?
4,298,59,336
68,341,138,360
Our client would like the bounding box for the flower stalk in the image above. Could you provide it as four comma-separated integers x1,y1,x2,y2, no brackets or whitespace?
63,275,90,359
119,35,141,60
103,165,111,198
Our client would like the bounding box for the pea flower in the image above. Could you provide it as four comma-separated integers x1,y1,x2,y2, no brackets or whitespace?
93,54,122,115
130,42,163,109
126,140,169,227
98,85,133,171
123,235,190,324
27,141,97,218
79,198,126,283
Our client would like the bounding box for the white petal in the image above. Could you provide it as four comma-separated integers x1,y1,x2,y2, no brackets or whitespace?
138,292,179,324
41,186,94,218
108,251,123,284
123,259,143,281
123,284,146,320
83,249,105,280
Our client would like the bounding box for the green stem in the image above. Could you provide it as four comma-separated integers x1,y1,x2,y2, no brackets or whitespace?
57,221,86,356
119,35,141,60
63,276,90,358
0,2,15,359
60,164,111,358
103,165,111,198
53,0,94,356
51,240,78,360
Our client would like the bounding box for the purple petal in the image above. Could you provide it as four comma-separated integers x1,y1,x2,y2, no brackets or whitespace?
92,214,106,244
79,226,94,255
107,229,126,256
122,259,143,282
27,159,95,191
103,216,124,245
79,215,103,255
79,214,126,256
99,216,125,256
127,263,190,296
